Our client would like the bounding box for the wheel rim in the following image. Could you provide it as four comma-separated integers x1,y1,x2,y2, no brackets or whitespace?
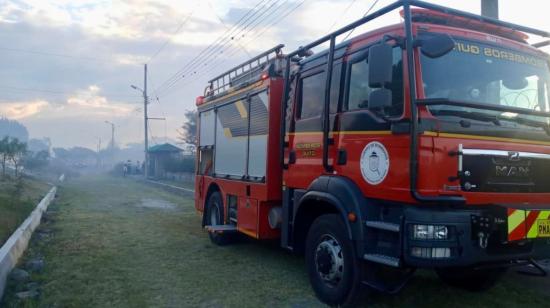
315,234,344,288
210,204,219,226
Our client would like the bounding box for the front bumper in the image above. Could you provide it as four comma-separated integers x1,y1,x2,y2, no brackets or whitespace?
402,205,550,268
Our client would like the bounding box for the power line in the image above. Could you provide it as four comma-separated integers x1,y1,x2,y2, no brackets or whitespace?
147,6,197,63
154,0,273,95
0,47,113,62
161,0,307,97
207,1,252,58
156,0,287,97
160,0,308,98
153,0,274,96
0,85,141,98
327,0,359,33
340,0,380,43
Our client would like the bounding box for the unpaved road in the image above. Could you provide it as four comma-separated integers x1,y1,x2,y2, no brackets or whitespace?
2,175,549,307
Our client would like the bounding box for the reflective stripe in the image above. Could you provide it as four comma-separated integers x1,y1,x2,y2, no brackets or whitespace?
527,211,550,238
508,209,527,241
508,209,526,234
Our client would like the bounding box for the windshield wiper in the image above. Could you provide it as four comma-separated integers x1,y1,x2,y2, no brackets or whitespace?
417,98,550,118
430,109,501,126
421,98,550,136
498,115,550,136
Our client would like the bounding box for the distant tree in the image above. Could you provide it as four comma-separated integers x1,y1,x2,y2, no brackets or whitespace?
53,147,70,160
23,149,50,170
0,136,9,177
0,117,29,142
8,138,27,177
177,110,197,145
28,138,50,153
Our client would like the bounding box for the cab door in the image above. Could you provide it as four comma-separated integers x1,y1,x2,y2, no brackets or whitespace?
333,46,408,200
285,62,342,189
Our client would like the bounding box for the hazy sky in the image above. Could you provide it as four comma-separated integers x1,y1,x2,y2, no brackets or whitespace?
0,0,548,149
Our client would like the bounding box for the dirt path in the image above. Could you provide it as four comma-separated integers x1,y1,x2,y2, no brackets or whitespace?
2,175,549,307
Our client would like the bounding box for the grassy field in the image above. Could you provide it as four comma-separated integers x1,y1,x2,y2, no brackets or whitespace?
0,175,51,245
2,175,550,307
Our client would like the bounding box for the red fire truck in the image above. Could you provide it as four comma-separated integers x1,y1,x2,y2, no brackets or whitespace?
195,0,550,305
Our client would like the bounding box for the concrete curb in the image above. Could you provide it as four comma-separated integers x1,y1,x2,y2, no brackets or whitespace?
0,178,60,300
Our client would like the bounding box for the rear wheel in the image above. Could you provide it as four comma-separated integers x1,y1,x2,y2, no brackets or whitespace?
436,266,506,291
205,191,234,245
305,214,366,307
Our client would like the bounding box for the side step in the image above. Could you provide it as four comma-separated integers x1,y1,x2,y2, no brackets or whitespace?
364,254,401,267
365,221,400,232
205,225,238,234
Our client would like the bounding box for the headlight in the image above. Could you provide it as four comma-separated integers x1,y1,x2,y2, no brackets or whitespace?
412,225,448,240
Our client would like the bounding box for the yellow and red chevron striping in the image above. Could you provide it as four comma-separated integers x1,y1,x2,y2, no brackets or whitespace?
507,208,550,241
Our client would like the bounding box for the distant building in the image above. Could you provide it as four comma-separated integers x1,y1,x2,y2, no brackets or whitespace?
147,143,184,179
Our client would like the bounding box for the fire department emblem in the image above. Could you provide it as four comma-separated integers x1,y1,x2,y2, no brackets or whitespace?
360,142,389,185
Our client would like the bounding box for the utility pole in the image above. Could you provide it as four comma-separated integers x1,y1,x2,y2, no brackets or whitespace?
132,64,157,179
96,137,102,167
144,64,149,179
481,0,498,19
105,121,115,149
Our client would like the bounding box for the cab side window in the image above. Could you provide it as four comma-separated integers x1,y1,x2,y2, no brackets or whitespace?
298,72,326,119
348,61,371,110
346,48,404,116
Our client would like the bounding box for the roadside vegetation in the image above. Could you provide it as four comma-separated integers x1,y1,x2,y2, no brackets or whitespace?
0,175,50,245
2,175,549,307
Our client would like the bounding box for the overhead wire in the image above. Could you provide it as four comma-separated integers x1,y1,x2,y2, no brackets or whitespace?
154,0,274,95
207,1,252,58
340,0,380,43
0,47,114,63
161,0,308,97
156,0,291,98
153,0,277,96
326,0,359,33
153,0,272,95
147,5,198,63
0,85,140,98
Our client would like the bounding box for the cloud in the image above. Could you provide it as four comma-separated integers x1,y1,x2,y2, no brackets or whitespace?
0,100,49,119
65,85,136,116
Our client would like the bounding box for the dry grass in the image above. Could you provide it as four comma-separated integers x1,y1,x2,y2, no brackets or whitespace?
2,175,549,307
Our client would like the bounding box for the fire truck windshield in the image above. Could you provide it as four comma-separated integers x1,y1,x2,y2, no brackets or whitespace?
421,39,550,116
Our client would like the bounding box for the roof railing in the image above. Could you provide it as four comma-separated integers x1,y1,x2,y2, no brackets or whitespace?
206,44,285,96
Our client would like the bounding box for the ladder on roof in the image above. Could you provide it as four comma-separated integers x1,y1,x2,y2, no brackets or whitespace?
206,44,284,96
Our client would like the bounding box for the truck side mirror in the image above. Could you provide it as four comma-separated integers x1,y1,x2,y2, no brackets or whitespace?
368,43,393,88
418,34,455,58
368,88,392,110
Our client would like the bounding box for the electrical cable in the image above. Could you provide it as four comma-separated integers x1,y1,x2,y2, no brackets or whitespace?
159,0,308,98
147,5,198,63
153,0,272,95
340,0,380,43
156,0,288,97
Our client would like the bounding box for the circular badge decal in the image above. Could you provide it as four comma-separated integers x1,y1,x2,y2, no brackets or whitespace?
360,141,389,185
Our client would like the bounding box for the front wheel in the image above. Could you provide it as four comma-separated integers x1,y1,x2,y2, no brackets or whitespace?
435,266,506,291
305,214,366,307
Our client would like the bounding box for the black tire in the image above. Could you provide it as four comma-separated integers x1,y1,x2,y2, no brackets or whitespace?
305,214,366,307
435,266,507,292
205,191,233,245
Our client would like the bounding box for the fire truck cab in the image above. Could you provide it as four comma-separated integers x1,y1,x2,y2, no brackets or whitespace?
195,1,550,306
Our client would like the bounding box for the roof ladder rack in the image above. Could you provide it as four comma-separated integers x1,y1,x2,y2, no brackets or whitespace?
206,44,284,96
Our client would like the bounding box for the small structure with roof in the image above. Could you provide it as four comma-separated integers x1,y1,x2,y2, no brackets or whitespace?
147,143,184,179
